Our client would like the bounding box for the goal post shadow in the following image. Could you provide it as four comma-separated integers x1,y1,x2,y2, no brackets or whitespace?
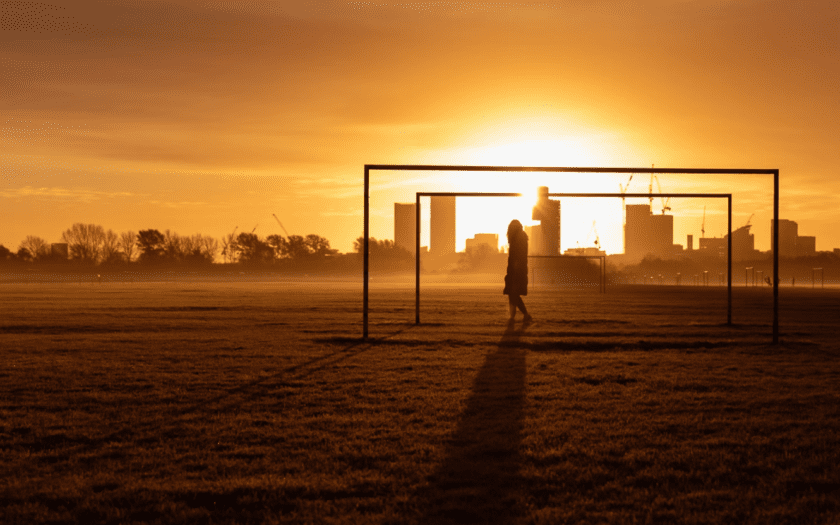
363,165,779,344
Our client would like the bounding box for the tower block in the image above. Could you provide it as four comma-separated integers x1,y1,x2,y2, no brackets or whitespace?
532,186,560,255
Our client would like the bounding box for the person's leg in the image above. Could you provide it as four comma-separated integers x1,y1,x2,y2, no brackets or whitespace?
508,295,517,319
516,296,532,321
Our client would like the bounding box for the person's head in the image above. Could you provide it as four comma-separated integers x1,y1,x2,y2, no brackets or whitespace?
507,219,523,244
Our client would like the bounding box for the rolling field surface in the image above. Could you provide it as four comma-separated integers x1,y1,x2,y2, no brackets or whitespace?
1,282,839,524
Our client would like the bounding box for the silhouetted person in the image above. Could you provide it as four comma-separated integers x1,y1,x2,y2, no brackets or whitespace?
504,220,531,323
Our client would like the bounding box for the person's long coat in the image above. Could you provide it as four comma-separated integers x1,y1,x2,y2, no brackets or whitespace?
503,231,528,296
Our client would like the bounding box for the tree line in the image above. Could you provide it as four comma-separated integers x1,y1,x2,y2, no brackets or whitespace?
0,223,344,266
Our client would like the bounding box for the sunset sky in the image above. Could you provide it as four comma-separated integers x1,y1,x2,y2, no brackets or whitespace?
2,0,838,255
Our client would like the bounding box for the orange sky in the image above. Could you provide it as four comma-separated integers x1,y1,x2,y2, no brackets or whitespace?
2,0,838,255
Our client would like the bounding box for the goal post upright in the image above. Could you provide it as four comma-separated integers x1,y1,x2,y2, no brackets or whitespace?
773,170,779,345
363,165,370,339
363,165,778,343
728,194,733,326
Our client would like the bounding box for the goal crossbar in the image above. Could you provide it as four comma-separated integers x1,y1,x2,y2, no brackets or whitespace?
363,165,779,343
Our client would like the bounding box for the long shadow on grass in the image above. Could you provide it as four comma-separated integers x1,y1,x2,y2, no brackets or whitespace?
413,321,527,524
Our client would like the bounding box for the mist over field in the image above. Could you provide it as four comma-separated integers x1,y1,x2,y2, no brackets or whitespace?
2,282,839,523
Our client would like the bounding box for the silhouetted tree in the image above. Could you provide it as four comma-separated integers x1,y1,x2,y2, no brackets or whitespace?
221,231,238,263
353,237,412,270
0,245,14,263
305,234,338,257
354,237,409,257
162,230,183,262
61,223,105,264
18,236,50,262
136,229,165,263
280,235,311,259
235,232,274,264
180,234,217,265
199,235,219,262
266,234,284,260
101,229,122,264
119,231,137,262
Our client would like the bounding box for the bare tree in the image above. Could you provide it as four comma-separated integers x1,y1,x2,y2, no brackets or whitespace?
180,234,198,258
221,232,239,263
178,234,218,265
61,223,105,264
18,236,50,262
120,231,137,262
101,229,122,264
163,230,182,262
199,235,219,262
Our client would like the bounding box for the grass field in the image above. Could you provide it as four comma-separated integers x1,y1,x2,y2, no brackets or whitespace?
2,281,839,524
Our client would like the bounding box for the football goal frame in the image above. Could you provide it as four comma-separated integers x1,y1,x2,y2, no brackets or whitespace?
363,165,780,343
412,191,733,327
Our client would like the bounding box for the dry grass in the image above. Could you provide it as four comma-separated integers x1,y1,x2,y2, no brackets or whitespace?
1,281,839,524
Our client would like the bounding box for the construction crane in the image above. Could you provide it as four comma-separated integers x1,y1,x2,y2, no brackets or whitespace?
619,174,633,212
251,224,258,234
619,174,633,252
654,175,671,214
272,213,290,237
648,165,655,210
743,213,754,228
701,206,706,238
587,220,600,249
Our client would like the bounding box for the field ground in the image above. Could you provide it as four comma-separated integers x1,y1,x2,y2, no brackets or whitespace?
1,282,839,524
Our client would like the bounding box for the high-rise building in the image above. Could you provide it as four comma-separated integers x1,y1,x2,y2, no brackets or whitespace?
728,225,756,260
394,203,416,256
531,186,560,255
650,214,674,257
625,204,674,259
625,204,652,259
771,219,798,257
796,236,816,257
430,196,456,256
687,234,694,251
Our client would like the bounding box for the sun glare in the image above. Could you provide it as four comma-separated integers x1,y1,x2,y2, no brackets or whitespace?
448,138,626,253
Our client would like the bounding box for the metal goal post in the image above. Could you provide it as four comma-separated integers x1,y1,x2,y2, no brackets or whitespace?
363,165,779,343
411,191,733,327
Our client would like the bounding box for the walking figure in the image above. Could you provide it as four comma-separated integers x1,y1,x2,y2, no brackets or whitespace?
503,219,532,324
